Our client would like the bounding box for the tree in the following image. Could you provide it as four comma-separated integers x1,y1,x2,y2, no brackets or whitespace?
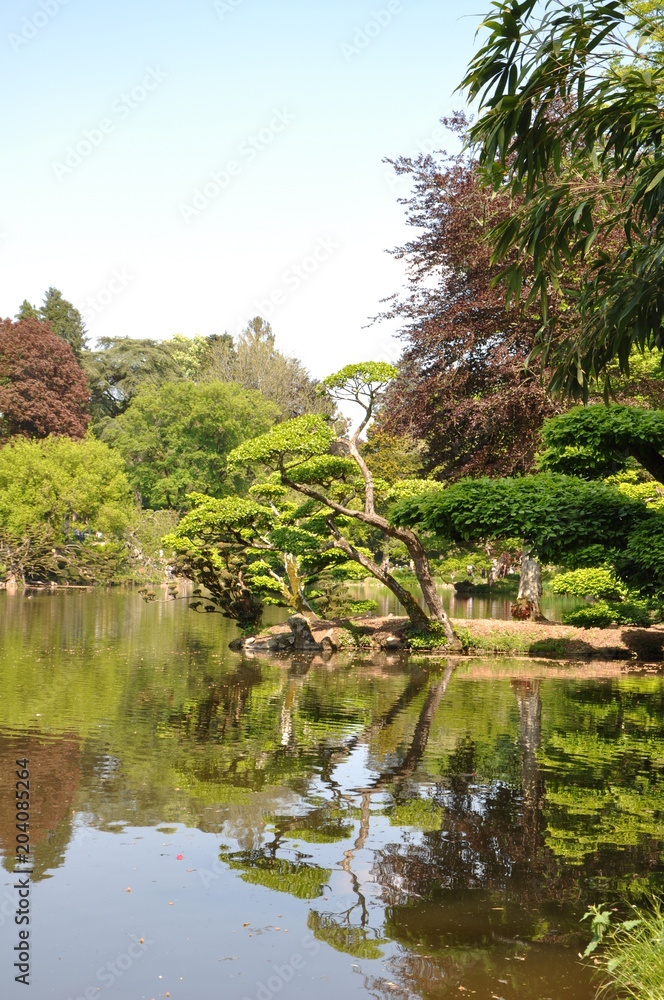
377,117,566,479
0,436,136,585
37,287,87,358
461,0,664,396
226,363,457,640
0,317,90,441
205,317,333,420
392,472,663,618
15,300,38,321
540,404,664,483
84,336,185,422
163,490,325,630
99,380,279,510
168,333,232,379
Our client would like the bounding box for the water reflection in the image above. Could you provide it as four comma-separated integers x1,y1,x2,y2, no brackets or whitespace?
1,592,664,999
349,578,582,621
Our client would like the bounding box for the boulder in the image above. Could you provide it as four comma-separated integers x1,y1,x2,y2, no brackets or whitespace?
288,614,322,650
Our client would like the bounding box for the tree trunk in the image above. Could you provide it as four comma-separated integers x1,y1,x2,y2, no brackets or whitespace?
630,442,664,485
327,525,431,630
282,474,458,643
511,546,543,620
402,533,456,644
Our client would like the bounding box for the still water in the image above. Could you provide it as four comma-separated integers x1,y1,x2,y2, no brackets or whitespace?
347,579,581,622
1,591,663,1000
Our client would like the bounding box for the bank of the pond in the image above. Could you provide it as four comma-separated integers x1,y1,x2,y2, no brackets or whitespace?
234,612,664,661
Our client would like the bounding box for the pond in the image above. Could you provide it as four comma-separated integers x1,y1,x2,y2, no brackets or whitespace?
347,579,582,622
1,591,664,1000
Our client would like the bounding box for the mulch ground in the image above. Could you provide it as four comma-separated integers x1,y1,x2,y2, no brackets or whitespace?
453,615,664,661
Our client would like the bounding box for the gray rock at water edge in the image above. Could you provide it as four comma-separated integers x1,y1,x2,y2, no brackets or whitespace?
288,614,322,650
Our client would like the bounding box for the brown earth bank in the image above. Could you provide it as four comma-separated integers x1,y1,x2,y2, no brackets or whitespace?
230,613,664,662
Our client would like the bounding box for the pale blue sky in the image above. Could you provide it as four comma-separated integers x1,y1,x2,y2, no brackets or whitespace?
1,0,484,376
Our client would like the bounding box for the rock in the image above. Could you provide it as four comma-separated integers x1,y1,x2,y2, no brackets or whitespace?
384,634,404,650
288,614,322,650
320,635,336,654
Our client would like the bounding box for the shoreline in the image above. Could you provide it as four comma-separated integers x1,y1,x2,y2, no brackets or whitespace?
231,612,664,663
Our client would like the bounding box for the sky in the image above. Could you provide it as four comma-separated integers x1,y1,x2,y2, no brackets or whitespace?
1,0,484,378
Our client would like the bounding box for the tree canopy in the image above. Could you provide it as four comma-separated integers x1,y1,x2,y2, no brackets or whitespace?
540,404,664,482
392,473,648,556
392,472,664,606
0,435,134,540
0,317,90,441
84,336,185,421
205,317,332,420
461,0,664,395
22,287,88,359
377,118,565,478
0,436,136,585
99,380,279,510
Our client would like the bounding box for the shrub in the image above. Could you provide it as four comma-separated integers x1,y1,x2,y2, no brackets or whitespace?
405,621,450,649
563,600,651,629
551,567,626,600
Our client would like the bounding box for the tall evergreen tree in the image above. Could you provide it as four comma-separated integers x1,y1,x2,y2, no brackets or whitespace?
38,288,87,359
15,300,39,321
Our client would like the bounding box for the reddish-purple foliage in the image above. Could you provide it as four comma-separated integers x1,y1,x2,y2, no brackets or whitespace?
0,317,90,440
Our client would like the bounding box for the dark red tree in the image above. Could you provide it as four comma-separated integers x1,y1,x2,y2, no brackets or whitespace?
377,115,567,480
0,317,90,441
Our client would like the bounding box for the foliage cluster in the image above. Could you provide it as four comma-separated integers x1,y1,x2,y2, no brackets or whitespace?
583,901,664,1000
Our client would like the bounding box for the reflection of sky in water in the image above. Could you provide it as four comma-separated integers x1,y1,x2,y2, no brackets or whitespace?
1,591,663,999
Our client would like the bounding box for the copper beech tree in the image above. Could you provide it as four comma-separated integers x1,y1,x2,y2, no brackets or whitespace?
376,115,566,480
0,317,90,441
378,116,663,479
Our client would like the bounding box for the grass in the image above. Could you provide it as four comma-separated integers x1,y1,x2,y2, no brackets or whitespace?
583,900,664,999
463,630,531,655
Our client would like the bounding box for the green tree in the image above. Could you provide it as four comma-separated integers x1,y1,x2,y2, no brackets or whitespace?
393,472,664,620
205,317,333,420
37,287,87,358
226,363,457,639
461,0,664,396
14,300,38,321
164,489,327,629
99,380,279,511
0,436,136,584
84,336,185,422
540,404,664,482
168,333,232,379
